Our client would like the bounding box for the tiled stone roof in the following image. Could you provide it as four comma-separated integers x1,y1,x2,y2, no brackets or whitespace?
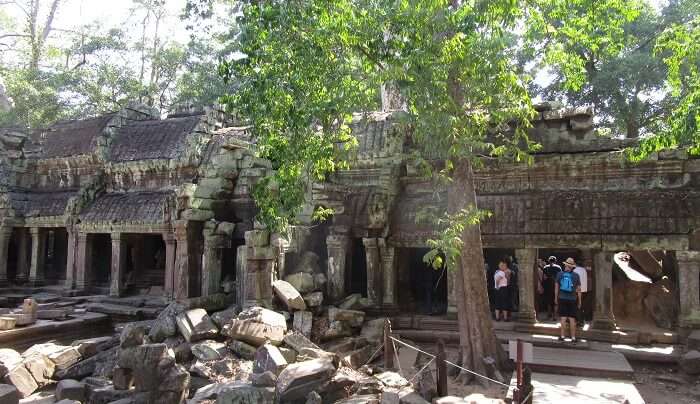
79,191,174,224
109,116,202,162
8,190,75,217
38,114,115,158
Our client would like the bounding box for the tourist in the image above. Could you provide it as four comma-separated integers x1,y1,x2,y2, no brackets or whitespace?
494,259,511,321
506,255,519,312
557,257,582,342
542,256,561,320
572,258,590,328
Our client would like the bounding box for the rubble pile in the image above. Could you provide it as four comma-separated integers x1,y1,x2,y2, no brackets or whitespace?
0,283,440,404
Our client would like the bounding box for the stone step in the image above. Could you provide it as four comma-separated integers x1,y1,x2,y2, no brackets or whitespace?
85,303,161,319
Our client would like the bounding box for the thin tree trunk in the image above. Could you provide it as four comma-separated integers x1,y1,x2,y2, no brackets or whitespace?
448,160,507,382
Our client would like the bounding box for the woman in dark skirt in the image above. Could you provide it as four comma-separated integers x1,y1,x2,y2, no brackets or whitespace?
493,259,511,321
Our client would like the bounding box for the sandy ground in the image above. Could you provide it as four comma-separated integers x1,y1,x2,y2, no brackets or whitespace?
631,361,700,404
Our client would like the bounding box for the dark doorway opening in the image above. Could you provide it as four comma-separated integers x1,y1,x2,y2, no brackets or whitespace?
91,234,112,291
397,247,447,315
348,238,367,297
7,232,17,282
44,228,68,285
222,238,242,285
123,234,166,295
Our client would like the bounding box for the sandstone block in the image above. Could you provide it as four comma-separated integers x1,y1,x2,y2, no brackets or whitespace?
361,318,387,341
22,354,54,386
221,307,287,346
251,370,278,387
3,364,37,398
279,347,297,364
680,350,700,375
210,306,241,328
282,332,320,354
293,311,313,337
275,358,336,402
175,308,219,342
228,340,257,360
0,317,16,330
216,383,275,404
191,340,228,361
313,273,327,291
272,280,307,311
244,229,270,247
0,349,21,378
328,307,365,327
113,366,134,390
322,320,353,341
149,302,186,342
36,309,69,320
303,292,323,308
284,273,315,294
120,323,146,348
55,379,86,402
254,344,288,375
47,347,81,371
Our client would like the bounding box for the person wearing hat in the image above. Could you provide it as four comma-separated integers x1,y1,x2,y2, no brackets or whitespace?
542,256,561,321
556,257,582,342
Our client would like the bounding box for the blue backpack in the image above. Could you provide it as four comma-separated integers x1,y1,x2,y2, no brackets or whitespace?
559,272,574,293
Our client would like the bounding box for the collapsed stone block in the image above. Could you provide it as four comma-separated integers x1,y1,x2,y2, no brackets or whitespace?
254,344,288,375
191,340,228,361
175,308,219,342
113,367,134,390
216,383,275,404
118,343,170,391
120,323,146,348
221,307,287,346
293,311,313,337
210,306,241,328
0,349,22,378
321,320,354,341
275,358,336,402
3,364,38,398
303,292,324,308
328,307,365,327
282,332,321,354
278,347,297,364
71,336,117,358
272,280,307,311
284,273,315,294
361,318,387,342
149,302,186,343
680,350,700,375
22,353,55,386
55,379,86,402
228,340,257,360
251,370,277,387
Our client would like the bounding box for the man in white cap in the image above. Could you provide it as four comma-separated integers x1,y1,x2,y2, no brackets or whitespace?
556,257,582,343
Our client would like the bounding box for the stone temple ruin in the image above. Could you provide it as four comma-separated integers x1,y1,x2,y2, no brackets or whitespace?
0,102,698,402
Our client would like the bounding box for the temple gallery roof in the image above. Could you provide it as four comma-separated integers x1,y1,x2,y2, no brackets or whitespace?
37,114,116,159
8,190,76,217
109,116,202,162
79,191,174,224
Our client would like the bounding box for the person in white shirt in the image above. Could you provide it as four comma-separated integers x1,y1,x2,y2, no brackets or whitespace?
493,259,511,322
568,258,590,328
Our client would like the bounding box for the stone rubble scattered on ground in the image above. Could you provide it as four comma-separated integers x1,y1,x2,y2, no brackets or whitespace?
0,283,476,404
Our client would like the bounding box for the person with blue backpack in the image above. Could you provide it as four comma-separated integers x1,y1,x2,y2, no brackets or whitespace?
555,257,582,343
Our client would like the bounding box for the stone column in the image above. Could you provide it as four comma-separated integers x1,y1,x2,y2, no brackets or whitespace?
16,228,29,282
28,228,46,286
173,221,190,300
326,233,349,302
363,238,382,307
515,248,537,324
378,238,398,309
677,251,700,329
591,251,616,330
447,266,458,318
163,233,176,299
0,227,12,286
75,233,92,291
243,229,274,308
64,230,77,289
109,233,126,297
201,234,224,296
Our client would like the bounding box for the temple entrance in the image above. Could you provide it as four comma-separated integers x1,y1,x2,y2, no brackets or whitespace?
397,247,447,315
6,230,18,283
90,234,112,292
222,238,242,285
44,228,68,285
348,238,367,297
123,234,166,295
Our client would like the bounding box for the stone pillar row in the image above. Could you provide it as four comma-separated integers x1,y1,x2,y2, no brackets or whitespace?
28,227,46,286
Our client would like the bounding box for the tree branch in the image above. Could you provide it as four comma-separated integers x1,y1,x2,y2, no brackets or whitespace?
40,0,61,43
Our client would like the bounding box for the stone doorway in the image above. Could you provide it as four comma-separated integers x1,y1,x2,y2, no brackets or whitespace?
90,234,112,292
123,234,166,295
44,228,68,285
348,238,368,297
397,247,448,315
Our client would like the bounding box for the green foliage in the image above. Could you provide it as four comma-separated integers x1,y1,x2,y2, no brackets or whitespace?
629,16,700,159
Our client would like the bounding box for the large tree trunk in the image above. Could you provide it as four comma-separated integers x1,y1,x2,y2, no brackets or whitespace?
447,159,507,382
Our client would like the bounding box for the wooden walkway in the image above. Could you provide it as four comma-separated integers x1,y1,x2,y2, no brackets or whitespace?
508,372,644,404
519,345,635,380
